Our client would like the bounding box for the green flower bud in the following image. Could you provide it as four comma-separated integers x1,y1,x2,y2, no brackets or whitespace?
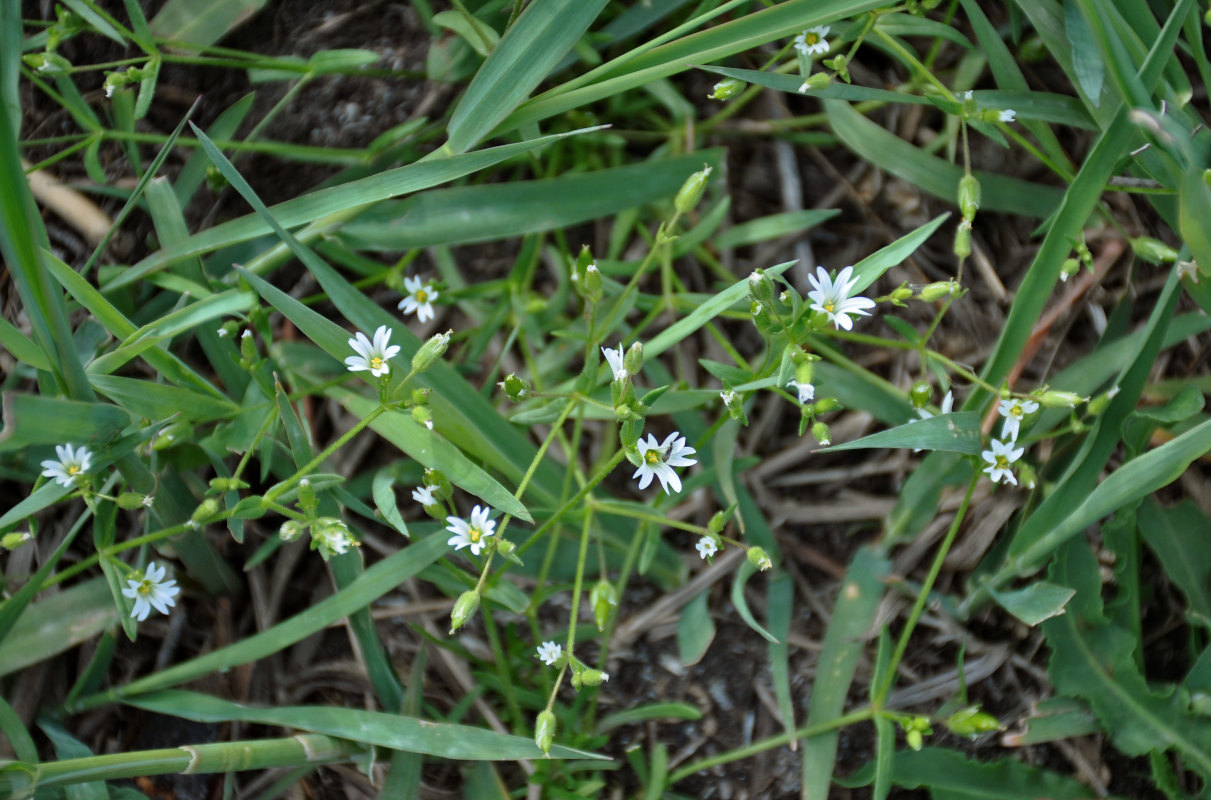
1037,389,1086,409
590,579,618,632
1016,461,1038,490
582,262,603,302
795,360,815,387
279,520,306,542
614,402,642,422
578,668,609,687
1,531,32,550
208,476,249,494
498,373,530,401
424,468,453,500
945,706,1002,736
888,284,914,306
826,54,850,82
750,300,776,334
674,165,712,214
623,341,644,375
958,175,981,220
910,380,932,410
620,417,642,454
709,77,746,100
412,330,452,374
411,388,430,407
297,478,317,513
411,405,434,430
25,52,72,74
449,590,480,633
1130,236,1180,264
954,220,972,259
1059,258,1081,282
918,280,959,302
905,728,924,751
747,546,773,571
239,329,258,364
902,715,932,751
1087,385,1120,416
748,270,777,306
116,492,152,510
191,498,220,526
152,422,192,451
720,389,749,425
800,72,831,91
811,421,831,446
535,710,556,756
708,509,729,535
814,397,839,414
310,517,359,560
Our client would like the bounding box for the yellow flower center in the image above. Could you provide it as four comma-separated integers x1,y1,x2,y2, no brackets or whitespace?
469,526,483,542
67,465,80,475
645,450,662,465
823,301,836,313
138,581,152,596
1010,406,1023,418
370,356,384,370
805,32,819,45
416,289,428,302
994,456,1009,470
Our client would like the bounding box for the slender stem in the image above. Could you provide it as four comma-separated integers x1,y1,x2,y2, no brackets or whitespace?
263,404,387,504
516,449,628,558
565,509,594,655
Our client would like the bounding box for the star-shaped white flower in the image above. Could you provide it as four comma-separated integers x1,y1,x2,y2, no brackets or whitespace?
602,343,627,382
446,505,496,556
981,438,1024,485
40,444,93,488
345,325,400,377
633,432,698,494
312,517,359,559
412,485,437,507
787,379,815,404
536,641,562,666
793,25,830,56
398,276,439,323
998,398,1039,441
807,266,876,330
696,536,718,560
121,561,180,622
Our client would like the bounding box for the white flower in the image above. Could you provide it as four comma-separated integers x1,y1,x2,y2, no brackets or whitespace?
312,517,359,558
798,82,810,94
446,505,496,556
345,325,400,377
720,389,736,407
981,438,1024,485
633,432,698,494
917,390,955,421
787,379,815,404
793,25,830,56
398,276,439,323
412,485,437,507
216,327,229,337
121,561,180,622
696,536,718,560
536,641,562,666
962,90,974,101
999,109,1017,123
602,343,627,382
807,266,876,330
998,397,1039,441
40,444,93,488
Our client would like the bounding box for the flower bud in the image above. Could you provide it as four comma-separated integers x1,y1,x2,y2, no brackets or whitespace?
958,175,980,221
795,360,815,387
239,328,258,364
906,728,924,751
1059,258,1081,282
750,300,776,334
1016,461,1038,490
152,422,192,451
674,165,712,214
720,389,749,425
1087,385,1120,416
535,710,556,756
623,341,644,375
945,706,1001,736
918,280,959,302
748,270,777,306
412,330,452,374
799,72,831,92
888,284,914,306
814,397,839,414
590,579,618,632
25,52,73,74
498,373,530,401
747,546,773,571
411,388,430,407
1037,389,1087,409
578,668,609,687
411,405,434,430
902,716,932,751
709,77,746,100
582,262,603,302
954,219,972,259
190,498,220,526
811,421,831,446
910,380,932,410
424,468,453,499
208,476,249,494
449,590,480,633
826,54,850,82
279,520,306,542
1,531,32,550
1130,236,1180,264
297,478,317,512
311,517,359,560
116,492,152,510
708,509,730,535
614,402,642,422
620,417,642,454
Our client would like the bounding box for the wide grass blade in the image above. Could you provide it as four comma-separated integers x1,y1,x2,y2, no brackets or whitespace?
0,579,117,677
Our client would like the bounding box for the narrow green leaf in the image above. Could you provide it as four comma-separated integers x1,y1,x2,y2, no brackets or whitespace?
730,562,778,644
714,209,840,250
1064,0,1104,105
768,574,796,749
59,0,127,44
676,590,715,667
89,375,237,423
0,393,131,453
597,703,703,733
989,581,1077,626
1138,498,1211,628
149,0,269,45
372,468,411,538
820,411,981,455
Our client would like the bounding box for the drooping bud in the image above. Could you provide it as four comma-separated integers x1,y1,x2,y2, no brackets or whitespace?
498,373,530,402
945,706,1002,736
709,77,746,100
535,710,556,756
116,492,152,510
449,590,480,633
190,498,220,527
811,421,831,446
412,330,452,374
279,520,306,542
590,579,618,632
411,388,430,407
910,380,932,410
958,174,980,221
918,280,959,302
747,546,773,571
748,269,776,306
814,397,839,414
674,165,712,214
799,72,831,92
1059,258,1081,282
1130,236,1180,264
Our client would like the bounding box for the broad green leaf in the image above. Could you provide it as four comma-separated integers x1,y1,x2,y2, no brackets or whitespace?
676,590,715,667
1001,698,1100,746
372,467,411,538
126,689,606,761
445,0,608,153
0,579,117,677
1064,0,1104,105
0,317,49,371
818,411,981,455
0,394,131,453
989,581,1076,626
1139,498,1211,628
149,0,269,45
432,10,499,57
714,209,840,250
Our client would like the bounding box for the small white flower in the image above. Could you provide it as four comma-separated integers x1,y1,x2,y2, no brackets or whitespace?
216,327,229,337
536,641,562,666
696,536,718,560
312,517,359,558
807,266,876,331
720,389,736,406
41,444,93,488
412,485,437,507
345,325,400,377
798,82,810,94
241,329,252,339
981,438,1024,485
793,25,830,56
633,432,698,494
787,379,815,404
142,495,155,508
999,109,1017,123
917,390,955,421
602,343,627,383
962,90,974,101
121,561,180,622
398,276,440,323
446,505,496,556
998,397,1039,441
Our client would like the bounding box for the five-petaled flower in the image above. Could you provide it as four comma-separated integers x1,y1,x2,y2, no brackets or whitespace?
345,325,400,377
446,505,497,556
602,343,627,382
696,536,718,560
633,432,698,494
121,561,180,621
807,266,876,331
982,438,1024,485
412,485,437,507
41,444,93,488
793,25,830,56
787,379,815,404
536,641,562,666
398,276,439,323
998,398,1039,442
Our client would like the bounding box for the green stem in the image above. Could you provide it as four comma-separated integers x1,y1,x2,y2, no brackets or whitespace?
263,404,387,504
516,449,628,558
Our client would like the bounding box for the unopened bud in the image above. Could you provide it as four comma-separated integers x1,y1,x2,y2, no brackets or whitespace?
498,373,530,401
720,389,749,425
152,422,192,450
954,219,972,259
827,54,849,82
411,388,430,407
1087,385,1120,416
750,300,775,334
958,175,980,220
1037,389,1087,409
747,546,773,571
814,397,839,414
799,72,831,92
1059,258,1081,282
811,421,831,446
1130,236,1180,264
1016,461,1038,490
709,77,746,100
889,285,914,306
116,492,151,510
449,590,480,633
412,405,434,430
191,498,220,526
945,706,1002,736
795,360,815,387
297,478,317,512
424,468,452,499
412,330,452,373
910,380,932,409
239,329,258,364
623,341,644,375
535,710,556,756
590,579,618,632
279,520,306,542
582,262,603,302
208,476,249,494
748,270,776,306
578,668,609,687
919,280,959,302
674,165,712,214
1,531,32,550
